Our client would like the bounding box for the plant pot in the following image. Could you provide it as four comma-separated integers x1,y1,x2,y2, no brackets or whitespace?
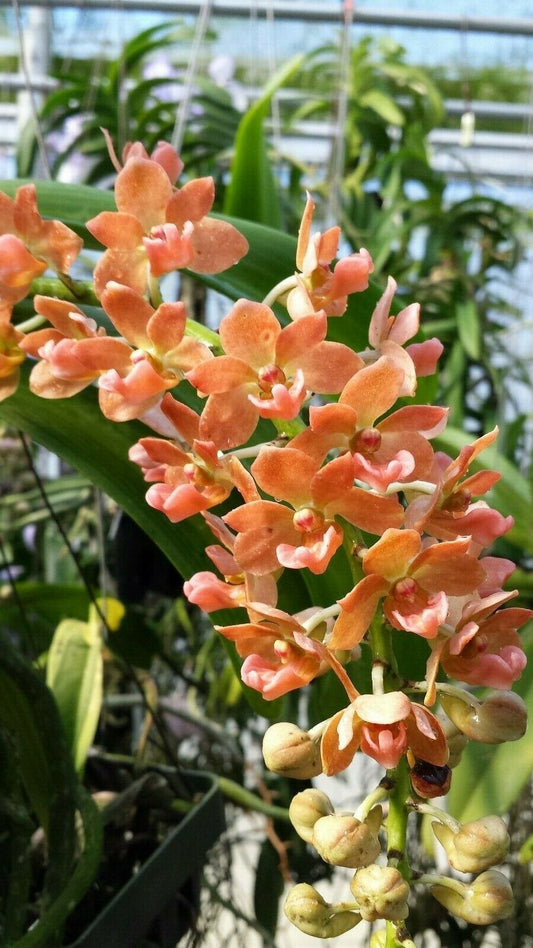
63,769,225,948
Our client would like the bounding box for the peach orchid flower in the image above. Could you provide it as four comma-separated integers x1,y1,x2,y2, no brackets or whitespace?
328,528,486,649
96,282,212,421
428,591,530,694
405,428,514,546
0,184,82,305
320,691,448,774
187,299,363,450
291,356,448,491
20,296,132,398
129,392,259,524
87,147,248,297
223,446,404,576
286,192,374,319
365,276,444,396
217,602,348,701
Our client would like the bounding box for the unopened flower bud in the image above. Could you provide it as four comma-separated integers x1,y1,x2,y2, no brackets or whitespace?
442,719,468,768
350,865,410,922
262,722,322,778
289,788,334,843
284,883,361,937
312,807,382,869
432,816,509,873
430,869,514,925
410,759,451,799
440,691,527,744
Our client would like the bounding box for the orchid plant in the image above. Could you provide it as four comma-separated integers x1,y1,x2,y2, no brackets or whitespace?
0,136,531,948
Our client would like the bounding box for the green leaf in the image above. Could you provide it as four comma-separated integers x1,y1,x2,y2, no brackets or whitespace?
0,364,212,580
46,617,103,774
359,89,406,126
456,299,482,360
254,839,284,936
224,55,304,227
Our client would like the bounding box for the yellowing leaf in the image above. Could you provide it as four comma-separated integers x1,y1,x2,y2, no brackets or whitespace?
46,618,103,774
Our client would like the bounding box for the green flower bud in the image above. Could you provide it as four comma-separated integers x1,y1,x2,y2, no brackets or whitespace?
312,808,382,869
262,722,322,779
442,719,468,768
431,869,514,925
289,788,334,843
284,884,361,937
350,865,410,922
440,691,527,744
432,816,510,873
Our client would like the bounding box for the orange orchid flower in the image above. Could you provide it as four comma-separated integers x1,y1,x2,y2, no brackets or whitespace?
286,192,374,319
321,691,448,774
405,428,514,546
129,392,259,523
328,529,486,649
187,299,363,449
0,185,83,296
87,145,248,297
20,295,132,398
291,356,448,491
223,446,404,576
96,282,212,421
0,309,25,400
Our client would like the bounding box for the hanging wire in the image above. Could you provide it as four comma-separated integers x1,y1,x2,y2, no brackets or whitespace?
326,0,353,228
11,0,52,178
264,0,281,155
459,17,476,148
171,0,214,154
0,532,39,658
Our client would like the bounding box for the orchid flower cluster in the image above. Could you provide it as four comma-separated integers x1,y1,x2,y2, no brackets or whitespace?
0,138,530,947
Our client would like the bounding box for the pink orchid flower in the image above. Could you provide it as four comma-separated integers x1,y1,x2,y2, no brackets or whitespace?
187,299,363,449
286,192,374,319
321,691,448,774
328,528,486,649
437,591,530,690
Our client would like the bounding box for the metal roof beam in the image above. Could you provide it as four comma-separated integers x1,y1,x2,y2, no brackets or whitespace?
2,0,533,36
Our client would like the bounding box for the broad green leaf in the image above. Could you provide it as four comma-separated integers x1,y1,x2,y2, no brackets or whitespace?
224,55,304,227
46,617,103,774
359,89,406,126
0,665,56,832
254,839,284,936
0,364,212,580
456,299,482,360
448,624,533,822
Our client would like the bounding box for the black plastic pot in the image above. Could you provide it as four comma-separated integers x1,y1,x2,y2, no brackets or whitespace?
64,770,225,948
